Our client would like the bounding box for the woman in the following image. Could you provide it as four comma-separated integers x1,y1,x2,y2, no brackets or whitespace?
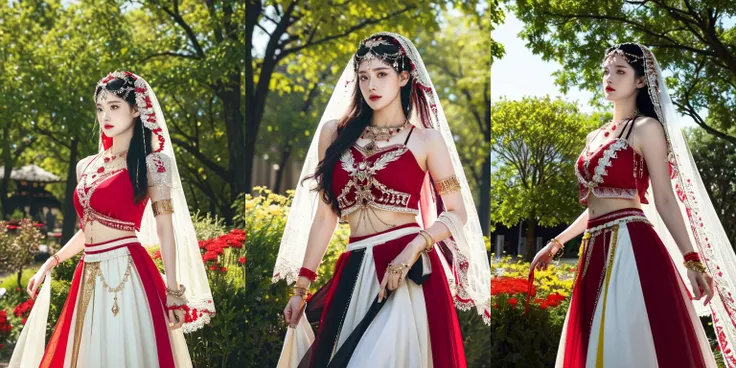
530,43,736,367
272,33,491,367
11,72,215,368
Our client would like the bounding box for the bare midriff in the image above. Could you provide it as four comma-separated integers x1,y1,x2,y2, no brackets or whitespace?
83,223,137,244
587,194,643,219
344,210,418,238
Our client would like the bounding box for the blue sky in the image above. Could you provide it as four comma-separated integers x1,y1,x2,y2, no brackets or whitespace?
491,12,711,128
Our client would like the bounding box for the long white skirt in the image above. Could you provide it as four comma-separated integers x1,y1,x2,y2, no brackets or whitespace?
10,238,192,368
278,226,434,368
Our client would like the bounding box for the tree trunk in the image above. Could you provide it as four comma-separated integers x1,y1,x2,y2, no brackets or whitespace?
479,153,491,236
61,138,79,244
17,268,22,292
525,218,538,262
219,72,246,200
274,144,292,194
1,127,12,219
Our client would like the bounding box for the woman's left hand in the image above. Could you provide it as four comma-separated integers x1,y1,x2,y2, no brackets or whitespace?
688,269,715,306
168,308,186,330
378,238,424,303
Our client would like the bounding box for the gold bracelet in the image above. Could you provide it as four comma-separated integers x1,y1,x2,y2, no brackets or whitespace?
550,238,564,251
435,176,461,196
387,263,410,275
152,199,174,216
418,230,434,252
166,284,186,298
291,286,308,297
684,260,707,274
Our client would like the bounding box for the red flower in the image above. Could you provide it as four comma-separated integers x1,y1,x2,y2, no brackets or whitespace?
220,267,227,273
202,251,218,262
0,343,4,349
507,298,518,306
14,299,34,317
238,257,246,265
491,276,535,296
152,250,161,260
21,318,27,325
209,265,219,271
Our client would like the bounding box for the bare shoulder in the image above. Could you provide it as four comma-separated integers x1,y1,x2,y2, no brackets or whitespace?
320,119,340,141
634,116,665,138
415,127,443,144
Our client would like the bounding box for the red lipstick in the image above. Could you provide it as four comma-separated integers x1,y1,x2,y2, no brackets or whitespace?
605,86,615,92
369,94,382,101
104,124,114,129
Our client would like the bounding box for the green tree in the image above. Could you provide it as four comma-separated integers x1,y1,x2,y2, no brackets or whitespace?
422,13,491,235
129,0,246,201
511,0,736,142
687,126,736,247
245,0,481,192
491,96,596,261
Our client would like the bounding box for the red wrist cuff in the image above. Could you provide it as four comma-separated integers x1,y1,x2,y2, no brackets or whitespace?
683,252,701,262
299,267,318,281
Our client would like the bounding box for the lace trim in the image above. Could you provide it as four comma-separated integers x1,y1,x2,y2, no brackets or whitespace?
180,297,216,334
272,258,301,285
437,212,491,325
146,152,173,188
576,139,633,204
591,187,637,200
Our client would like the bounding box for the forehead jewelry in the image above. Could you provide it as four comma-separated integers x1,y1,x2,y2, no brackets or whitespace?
604,47,645,65
95,71,135,102
354,37,404,71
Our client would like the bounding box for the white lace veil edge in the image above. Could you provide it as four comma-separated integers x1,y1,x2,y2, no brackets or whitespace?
271,32,491,324
100,73,215,333
634,45,736,363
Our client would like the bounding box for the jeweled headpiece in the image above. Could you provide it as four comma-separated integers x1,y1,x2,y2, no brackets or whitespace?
353,35,406,72
604,44,645,65
94,71,166,153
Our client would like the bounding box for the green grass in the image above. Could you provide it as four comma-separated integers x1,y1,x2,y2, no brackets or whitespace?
0,264,43,291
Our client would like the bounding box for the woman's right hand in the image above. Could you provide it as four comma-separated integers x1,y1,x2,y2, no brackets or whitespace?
283,295,306,328
530,242,562,272
26,263,51,300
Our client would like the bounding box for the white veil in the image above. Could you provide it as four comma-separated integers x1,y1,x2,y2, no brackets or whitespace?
271,32,491,324
634,45,736,363
125,73,215,332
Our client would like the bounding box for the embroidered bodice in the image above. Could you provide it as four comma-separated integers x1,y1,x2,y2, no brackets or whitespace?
74,152,172,231
331,143,426,219
575,138,650,206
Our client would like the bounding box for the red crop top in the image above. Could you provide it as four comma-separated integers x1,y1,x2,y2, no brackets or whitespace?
331,127,426,219
575,118,650,206
74,152,172,231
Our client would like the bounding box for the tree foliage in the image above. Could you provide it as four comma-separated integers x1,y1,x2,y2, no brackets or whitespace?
0,0,243,242
245,0,482,191
491,96,597,259
511,0,736,142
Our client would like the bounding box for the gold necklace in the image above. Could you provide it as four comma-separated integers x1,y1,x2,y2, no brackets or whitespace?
361,120,410,153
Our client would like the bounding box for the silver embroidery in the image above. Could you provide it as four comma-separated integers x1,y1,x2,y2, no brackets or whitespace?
337,146,417,218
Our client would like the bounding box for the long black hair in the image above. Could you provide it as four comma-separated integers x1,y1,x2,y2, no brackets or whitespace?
95,76,153,204
304,35,417,216
605,43,658,120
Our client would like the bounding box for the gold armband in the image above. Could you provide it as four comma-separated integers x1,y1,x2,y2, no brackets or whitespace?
152,199,174,216
435,175,461,196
